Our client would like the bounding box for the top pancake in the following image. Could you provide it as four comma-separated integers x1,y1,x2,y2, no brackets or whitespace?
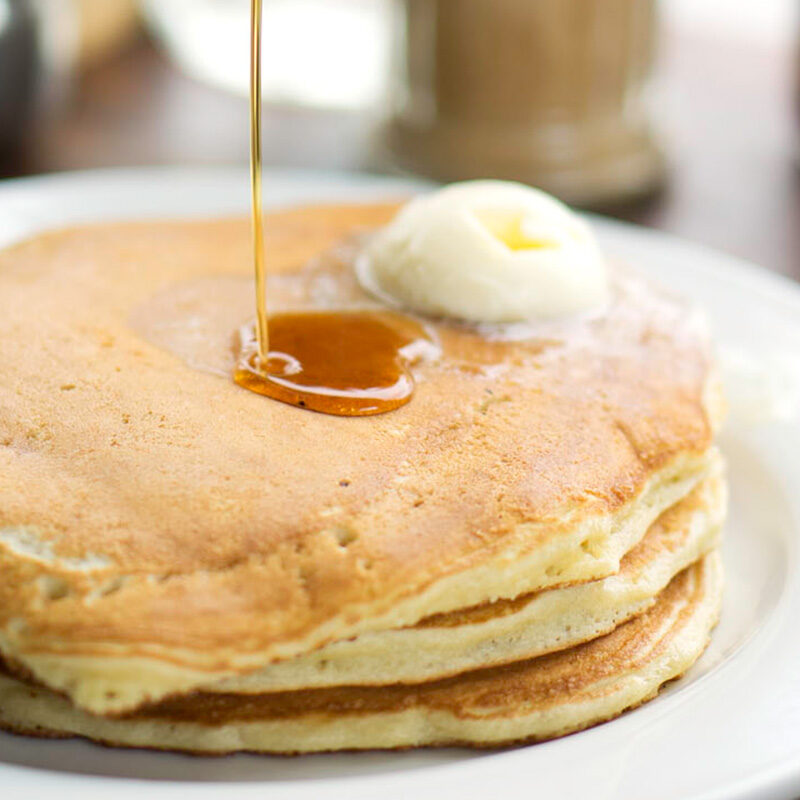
0,204,721,714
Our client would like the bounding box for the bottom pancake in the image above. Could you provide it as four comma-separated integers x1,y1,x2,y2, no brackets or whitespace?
0,552,722,754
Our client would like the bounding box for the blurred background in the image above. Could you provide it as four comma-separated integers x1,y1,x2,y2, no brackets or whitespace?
0,0,797,278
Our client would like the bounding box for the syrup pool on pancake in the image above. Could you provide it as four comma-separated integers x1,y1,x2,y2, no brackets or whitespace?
234,310,438,416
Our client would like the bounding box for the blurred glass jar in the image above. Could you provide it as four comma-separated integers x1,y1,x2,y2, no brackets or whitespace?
386,0,664,207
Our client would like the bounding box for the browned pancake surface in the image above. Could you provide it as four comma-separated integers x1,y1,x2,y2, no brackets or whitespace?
0,205,714,662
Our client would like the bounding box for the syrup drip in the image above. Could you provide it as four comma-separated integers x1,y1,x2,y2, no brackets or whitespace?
249,0,269,361
235,0,432,416
234,311,434,415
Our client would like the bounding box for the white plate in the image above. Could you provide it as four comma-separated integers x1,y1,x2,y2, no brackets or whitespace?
1,168,800,800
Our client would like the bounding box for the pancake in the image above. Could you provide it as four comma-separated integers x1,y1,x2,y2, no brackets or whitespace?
0,553,723,753
0,204,723,716
208,466,725,693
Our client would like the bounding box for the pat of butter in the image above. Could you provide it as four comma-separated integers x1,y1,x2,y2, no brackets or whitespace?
358,181,609,323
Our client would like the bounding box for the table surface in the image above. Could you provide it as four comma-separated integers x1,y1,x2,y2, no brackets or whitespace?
8,29,800,281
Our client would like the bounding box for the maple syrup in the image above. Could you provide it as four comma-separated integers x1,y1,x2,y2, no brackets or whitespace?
235,311,434,416
248,0,269,364
235,0,431,415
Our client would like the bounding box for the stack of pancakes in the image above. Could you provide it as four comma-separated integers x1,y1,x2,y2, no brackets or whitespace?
0,204,726,753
